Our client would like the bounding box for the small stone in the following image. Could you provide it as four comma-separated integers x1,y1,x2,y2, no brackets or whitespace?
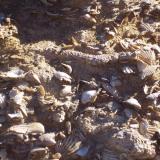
52,153,62,159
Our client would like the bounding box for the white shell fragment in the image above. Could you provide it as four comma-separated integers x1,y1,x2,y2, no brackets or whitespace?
7,112,23,120
55,133,83,155
6,67,25,78
146,91,160,100
123,98,141,109
0,93,6,109
139,119,149,136
9,88,24,106
39,133,56,146
81,90,98,104
60,85,72,97
143,85,149,94
0,67,25,80
54,71,72,83
52,110,66,123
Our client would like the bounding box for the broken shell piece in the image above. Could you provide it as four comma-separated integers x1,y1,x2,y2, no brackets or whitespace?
139,119,149,136
7,122,45,134
0,67,25,80
81,90,99,104
7,112,23,121
61,63,72,74
52,110,66,123
146,91,160,100
106,101,122,112
0,93,6,109
82,14,97,24
39,133,56,146
139,119,159,137
55,134,82,156
25,70,41,84
28,147,49,160
143,85,149,94
130,123,139,129
140,65,159,80
6,67,24,78
136,49,156,65
17,81,29,90
9,88,24,106
123,98,141,109
52,152,62,159
60,85,72,97
54,71,72,84
122,66,135,74
65,121,72,135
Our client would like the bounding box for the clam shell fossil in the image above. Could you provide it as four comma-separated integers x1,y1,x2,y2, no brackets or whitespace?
123,98,141,109
137,63,159,79
54,71,72,84
55,133,83,157
139,119,160,137
81,90,99,104
7,122,45,134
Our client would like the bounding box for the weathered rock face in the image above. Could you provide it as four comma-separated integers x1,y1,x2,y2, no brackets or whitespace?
0,0,159,159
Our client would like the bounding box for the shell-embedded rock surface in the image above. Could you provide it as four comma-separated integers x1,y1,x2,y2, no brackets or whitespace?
0,0,159,159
